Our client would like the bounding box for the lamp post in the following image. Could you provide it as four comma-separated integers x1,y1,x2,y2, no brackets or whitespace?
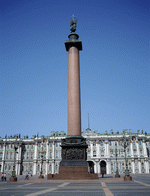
39,139,44,179
115,147,120,178
122,131,132,181
9,137,18,182
2,140,6,174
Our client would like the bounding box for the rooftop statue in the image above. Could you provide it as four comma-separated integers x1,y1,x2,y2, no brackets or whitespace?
70,14,77,33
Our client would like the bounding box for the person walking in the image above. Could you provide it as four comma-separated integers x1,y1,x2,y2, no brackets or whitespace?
1,173,4,181
4,173,6,181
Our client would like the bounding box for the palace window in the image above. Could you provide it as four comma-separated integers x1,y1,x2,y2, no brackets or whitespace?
133,141,135,145
43,152,46,159
56,151,58,158
88,149,90,156
115,142,117,146
56,143,58,147
93,150,96,157
10,153,12,159
0,144,3,149
110,150,113,157
100,142,103,146
8,165,11,170
38,143,41,147
133,149,137,156
27,153,29,159
31,145,33,149
101,150,104,157
140,149,143,155
93,141,96,146
5,164,7,170
87,141,90,146
50,151,52,158
121,150,124,157
43,143,46,147
31,153,33,159
50,143,52,147
49,164,51,172
27,145,29,149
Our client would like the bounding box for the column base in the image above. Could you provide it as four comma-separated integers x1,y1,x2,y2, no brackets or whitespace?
38,175,44,179
47,166,98,180
60,136,88,167
124,176,132,181
115,174,120,178
9,177,17,182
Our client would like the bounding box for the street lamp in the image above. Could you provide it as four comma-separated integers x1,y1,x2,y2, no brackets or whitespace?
115,147,120,178
39,139,44,179
9,138,18,182
122,131,132,181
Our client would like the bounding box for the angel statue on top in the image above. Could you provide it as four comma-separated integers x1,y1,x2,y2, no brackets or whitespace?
70,14,77,33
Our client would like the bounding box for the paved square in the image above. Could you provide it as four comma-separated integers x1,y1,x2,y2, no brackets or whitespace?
0,174,150,196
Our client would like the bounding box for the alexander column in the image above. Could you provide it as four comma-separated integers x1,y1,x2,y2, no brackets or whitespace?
47,16,98,179
60,15,88,167
66,14,82,136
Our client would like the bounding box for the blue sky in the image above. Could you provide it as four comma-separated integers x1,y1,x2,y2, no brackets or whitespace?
1,0,150,138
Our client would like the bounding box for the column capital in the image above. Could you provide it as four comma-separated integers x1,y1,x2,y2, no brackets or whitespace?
65,33,82,51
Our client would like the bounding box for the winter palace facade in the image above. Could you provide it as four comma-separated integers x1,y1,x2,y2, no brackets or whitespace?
0,128,150,175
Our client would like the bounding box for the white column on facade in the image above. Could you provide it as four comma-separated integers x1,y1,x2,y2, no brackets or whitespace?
107,142,110,158
52,160,55,174
90,142,93,158
143,140,147,157
136,141,140,157
131,160,135,173
34,143,38,159
144,160,147,173
144,160,149,173
16,146,19,175
96,141,100,158
1,144,6,173
146,160,149,173
138,160,141,173
46,142,49,159
33,143,38,175
104,141,107,157
16,145,21,175
46,141,49,175
106,160,109,174
52,141,55,159
130,142,134,157
98,162,100,174
94,162,96,173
